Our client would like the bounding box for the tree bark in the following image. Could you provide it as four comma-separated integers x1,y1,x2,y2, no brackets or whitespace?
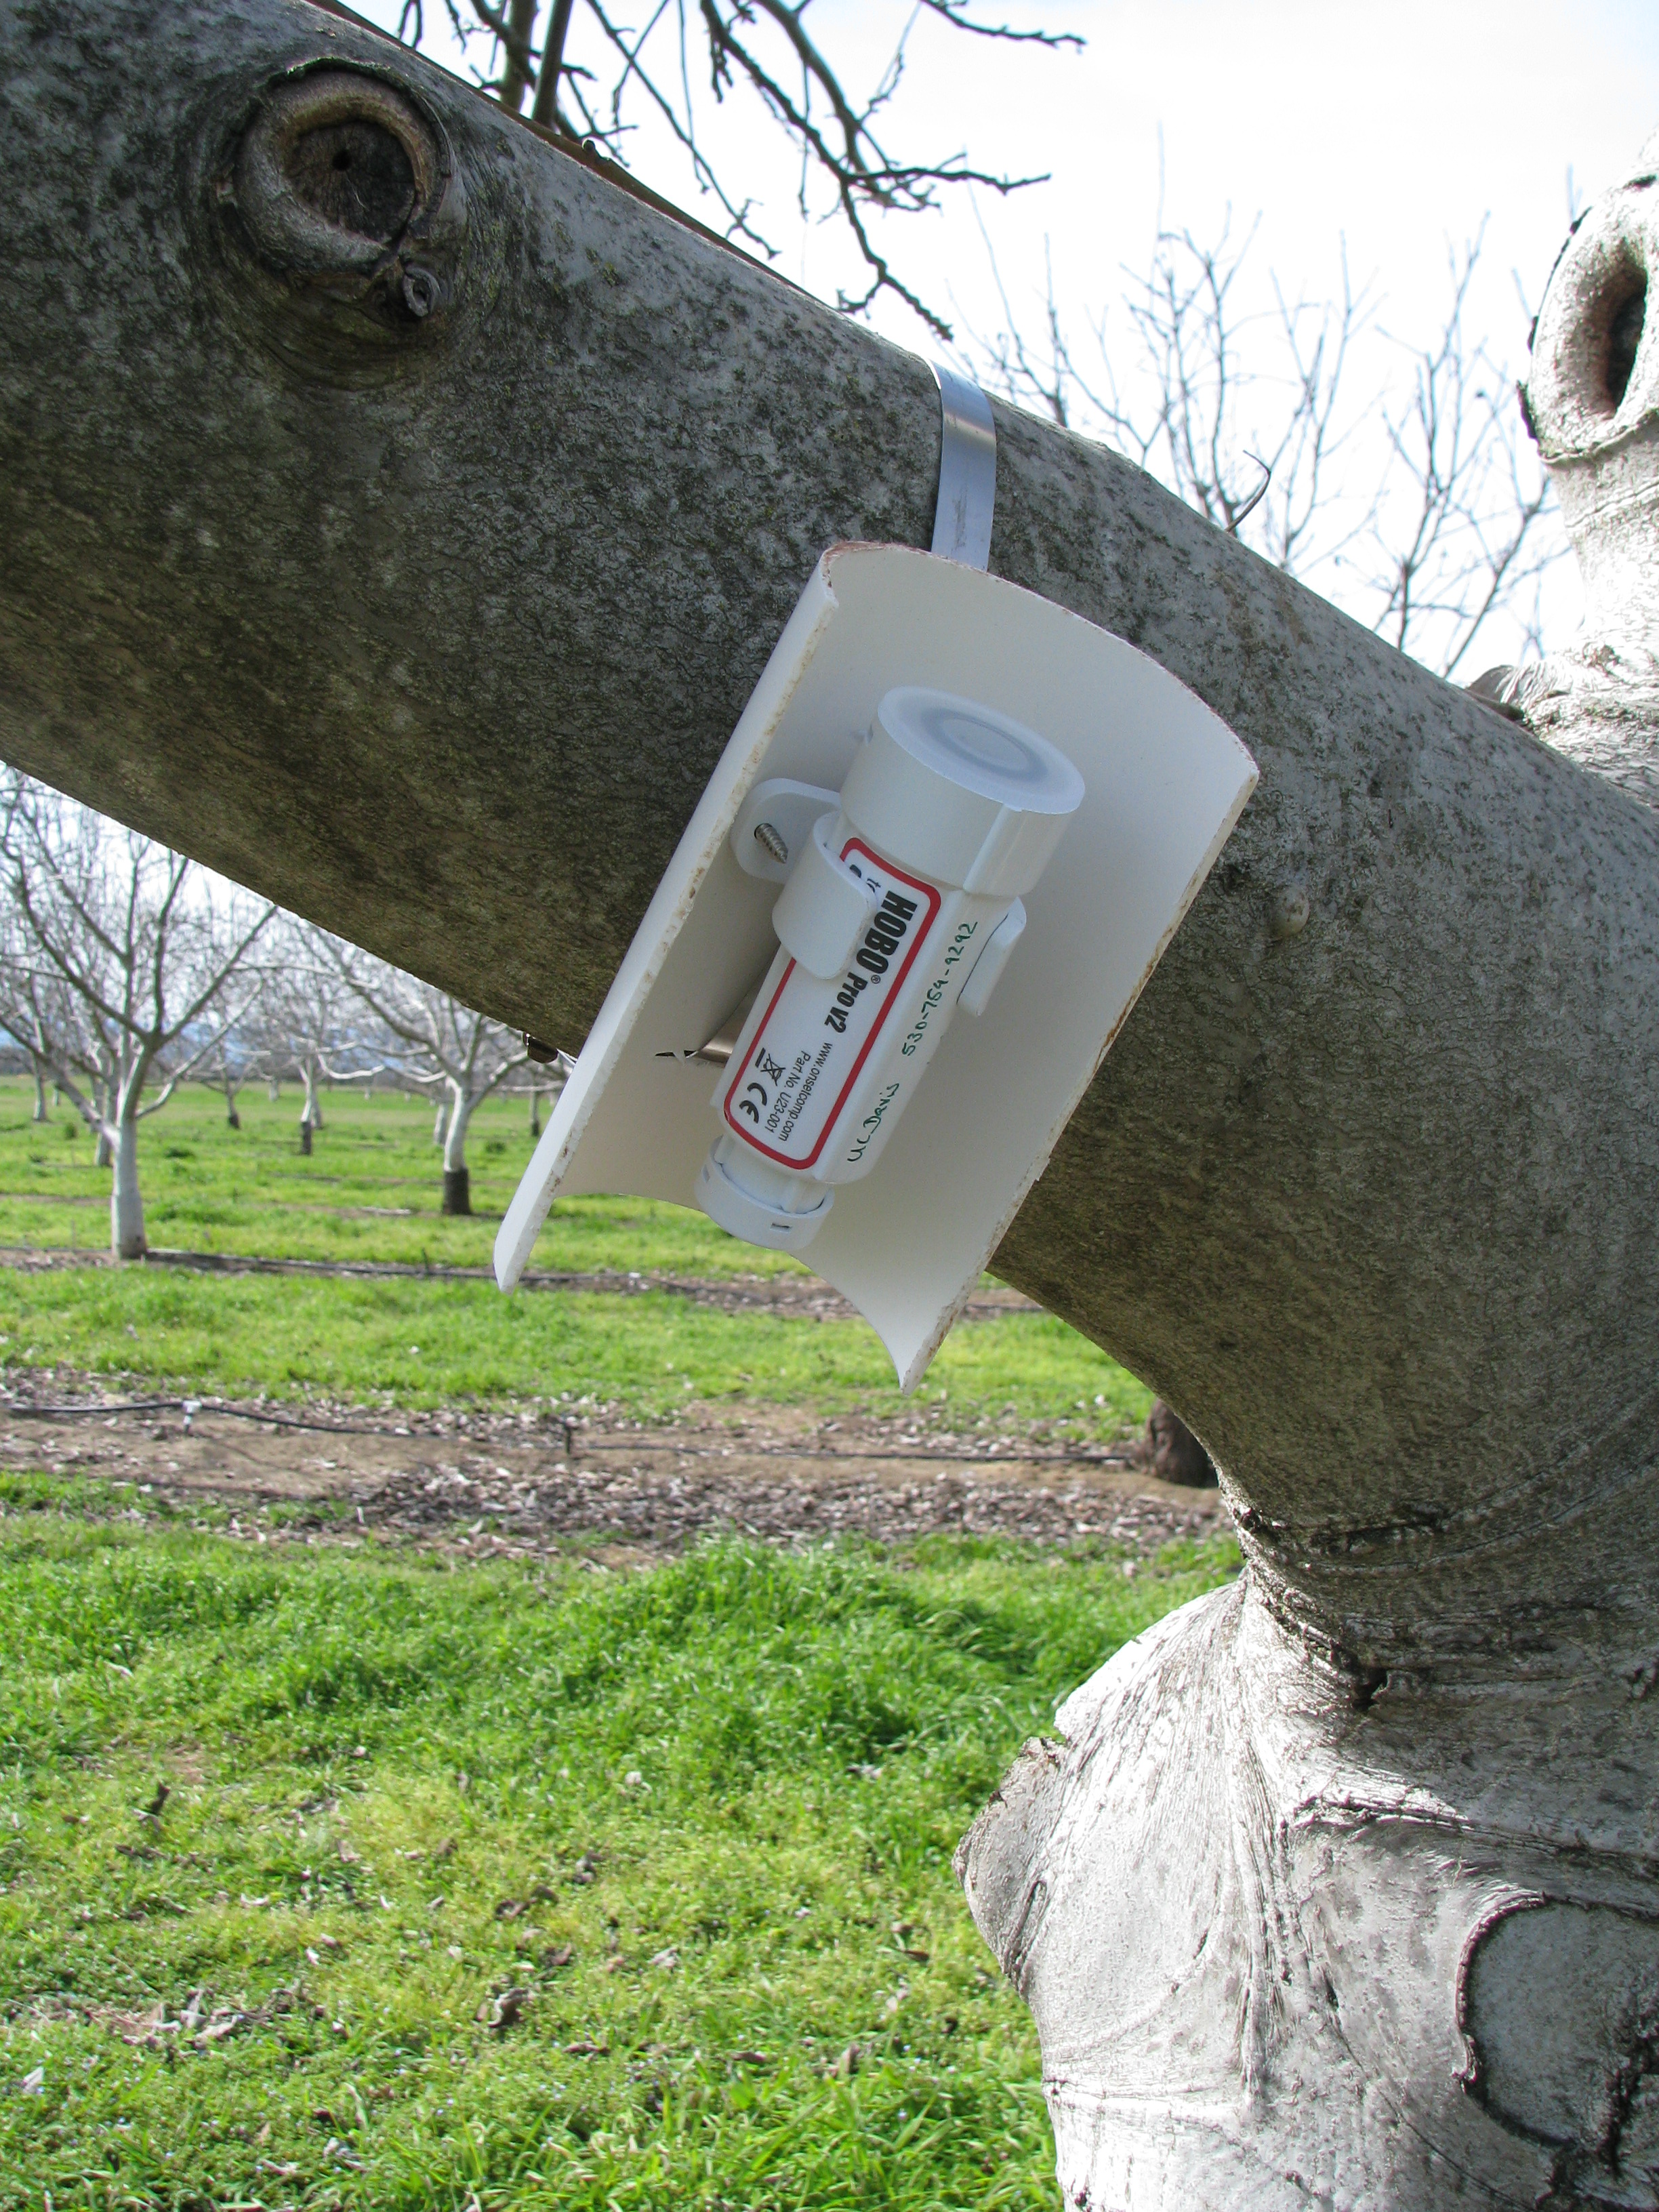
30,1057,48,1124
2,4,1657,2199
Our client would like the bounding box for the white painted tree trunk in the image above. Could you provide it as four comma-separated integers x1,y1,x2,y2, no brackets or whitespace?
432,1095,449,1147
300,1057,323,1132
441,1084,474,1215
2,7,1656,2196
960,1574,1659,2211
30,1057,47,1122
108,1116,144,1260
441,1087,473,1175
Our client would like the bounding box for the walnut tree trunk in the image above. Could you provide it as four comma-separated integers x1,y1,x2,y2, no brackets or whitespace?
2,4,1657,2199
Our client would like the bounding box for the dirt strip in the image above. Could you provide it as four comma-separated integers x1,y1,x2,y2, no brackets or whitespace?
0,1372,1225,1559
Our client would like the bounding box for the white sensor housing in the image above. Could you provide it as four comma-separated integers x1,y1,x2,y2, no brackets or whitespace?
697,689,1083,1251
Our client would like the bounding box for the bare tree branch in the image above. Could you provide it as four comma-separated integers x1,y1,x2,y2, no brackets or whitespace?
0,778,274,1254
393,0,1078,335
971,208,1565,680
1362,232,1560,679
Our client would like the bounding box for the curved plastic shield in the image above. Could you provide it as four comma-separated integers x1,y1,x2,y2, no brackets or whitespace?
496,544,1256,1391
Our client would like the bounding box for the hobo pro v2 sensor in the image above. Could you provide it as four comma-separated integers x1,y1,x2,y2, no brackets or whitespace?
698,687,1084,1252
496,370,1257,1390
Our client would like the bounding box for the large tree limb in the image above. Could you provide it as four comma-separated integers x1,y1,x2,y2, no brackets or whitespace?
3,5,1658,2198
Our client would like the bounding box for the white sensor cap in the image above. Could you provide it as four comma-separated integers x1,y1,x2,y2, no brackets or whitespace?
697,1136,834,1251
840,687,1084,897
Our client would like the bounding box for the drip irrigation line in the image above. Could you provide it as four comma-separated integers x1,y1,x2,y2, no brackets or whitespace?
3,1397,184,1418
539,1441,1139,1469
0,1396,411,1439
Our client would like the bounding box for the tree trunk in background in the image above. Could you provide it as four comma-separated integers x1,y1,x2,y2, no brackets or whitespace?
93,1078,112,1168
441,1086,473,1214
300,1058,323,1132
431,1096,449,1147
1142,1399,1217,1488
108,1118,144,1260
3,5,1658,2198
29,1058,47,1123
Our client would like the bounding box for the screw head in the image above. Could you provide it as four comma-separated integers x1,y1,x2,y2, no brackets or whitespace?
1268,884,1311,941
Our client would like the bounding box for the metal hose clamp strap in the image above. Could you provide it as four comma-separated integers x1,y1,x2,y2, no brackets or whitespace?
929,363,997,571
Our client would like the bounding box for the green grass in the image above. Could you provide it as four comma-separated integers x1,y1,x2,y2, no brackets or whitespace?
0,1080,1201,2205
0,1083,1153,1437
0,1500,1240,2210
0,1270,1147,1432
0,1082,800,1278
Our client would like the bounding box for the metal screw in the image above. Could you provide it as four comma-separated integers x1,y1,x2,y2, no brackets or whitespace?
752,821,788,865
400,266,440,319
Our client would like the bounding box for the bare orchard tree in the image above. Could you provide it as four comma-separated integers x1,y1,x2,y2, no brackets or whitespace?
391,0,1076,336
200,1031,254,1129
5,956,106,1147
0,781,272,1256
249,924,361,1152
321,941,527,1213
977,216,1563,680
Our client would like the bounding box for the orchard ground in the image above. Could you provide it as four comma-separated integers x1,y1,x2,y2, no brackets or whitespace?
0,1080,1237,2209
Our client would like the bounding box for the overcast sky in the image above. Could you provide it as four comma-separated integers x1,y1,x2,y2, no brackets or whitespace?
363,0,1659,664
802,1,1657,359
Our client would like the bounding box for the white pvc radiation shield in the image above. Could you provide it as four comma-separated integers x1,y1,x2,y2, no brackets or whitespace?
494,543,1256,1391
